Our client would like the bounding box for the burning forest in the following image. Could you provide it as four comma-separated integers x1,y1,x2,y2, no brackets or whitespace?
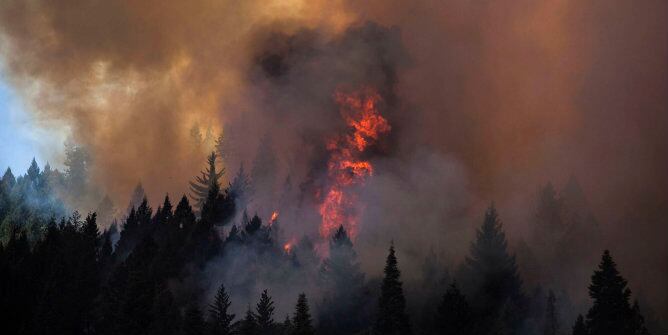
0,1,667,335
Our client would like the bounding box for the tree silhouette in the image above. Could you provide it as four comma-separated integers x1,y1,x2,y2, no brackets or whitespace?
436,282,472,335
319,225,368,335
544,290,559,335
375,242,411,335
190,152,225,212
256,289,276,334
585,250,648,335
464,204,524,333
292,293,314,335
209,283,235,335
184,304,206,335
239,306,258,335
572,315,587,335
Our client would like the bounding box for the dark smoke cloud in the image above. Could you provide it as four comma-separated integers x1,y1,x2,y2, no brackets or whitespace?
0,0,666,317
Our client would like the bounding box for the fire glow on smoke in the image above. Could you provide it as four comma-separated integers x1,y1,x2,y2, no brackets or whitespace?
318,87,391,239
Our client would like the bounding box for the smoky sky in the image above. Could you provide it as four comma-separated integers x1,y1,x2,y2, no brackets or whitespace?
0,0,666,316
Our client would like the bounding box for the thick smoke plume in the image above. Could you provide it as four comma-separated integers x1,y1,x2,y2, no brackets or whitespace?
1,0,666,319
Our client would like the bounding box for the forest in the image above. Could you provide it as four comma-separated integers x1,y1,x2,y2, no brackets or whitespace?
0,1,666,334
0,151,656,335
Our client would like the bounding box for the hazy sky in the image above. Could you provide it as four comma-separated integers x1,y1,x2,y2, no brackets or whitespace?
0,76,66,174
0,77,38,173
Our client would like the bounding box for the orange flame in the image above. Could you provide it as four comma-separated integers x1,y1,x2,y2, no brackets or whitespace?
283,242,293,254
270,211,279,225
318,88,391,239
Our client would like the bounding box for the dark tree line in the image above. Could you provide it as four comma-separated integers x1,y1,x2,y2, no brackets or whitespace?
0,154,656,335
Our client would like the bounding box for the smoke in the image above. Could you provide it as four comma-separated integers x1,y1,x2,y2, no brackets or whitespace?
1,0,667,318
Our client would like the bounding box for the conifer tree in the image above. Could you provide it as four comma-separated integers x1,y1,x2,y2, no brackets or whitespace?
2,167,16,190
544,290,559,335
127,183,146,214
209,283,235,335
148,287,181,335
436,283,472,335
464,204,524,332
375,243,411,335
282,315,293,335
585,250,648,335
239,306,259,335
229,163,253,207
319,225,368,335
174,195,197,231
292,293,314,335
190,152,225,212
630,301,649,335
256,289,276,335
184,305,207,335
572,315,587,335
27,158,40,182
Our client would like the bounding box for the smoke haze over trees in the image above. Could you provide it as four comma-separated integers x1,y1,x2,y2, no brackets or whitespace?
0,0,667,334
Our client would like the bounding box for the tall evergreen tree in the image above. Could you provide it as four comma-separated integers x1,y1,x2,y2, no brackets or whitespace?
585,250,648,335
184,304,207,335
256,289,276,335
572,315,587,335
436,283,472,335
190,152,225,212
229,163,253,208
375,243,411,335
318,225,368,335
209,283,235,335
148,286,182,335
2,167,16,190
544,290,559,335
127,182,146,214
292,293,314,335
239,306,259,335
464,204,524,333
27,158,40,182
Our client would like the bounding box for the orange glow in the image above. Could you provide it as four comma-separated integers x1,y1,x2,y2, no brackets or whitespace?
270,211,279,225
283,242,293,254
318,87,391,239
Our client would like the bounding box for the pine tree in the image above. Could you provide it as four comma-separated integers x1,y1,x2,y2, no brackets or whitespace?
64,144,90,197
464,204,524,332
209,283,235,335
629,301,649,335
292,293,314,335
127,182,146,214
572,315,587,335
95,195,116,227
544,290,559,335
229,163,253,207
375,242,411,335
174,195,197,231
27,158,40,182
190,152,225,212
319,225,368,335
148,287,181,335
281,315,293,335
239,306,258,335
585,250,648,335
2,167,16,190
533,182,564,240
256,289,276,335
184,304,207,335
436,283,472,335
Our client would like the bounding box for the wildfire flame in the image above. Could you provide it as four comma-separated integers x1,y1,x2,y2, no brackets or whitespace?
283,242,293,254
270,211,279,225
318,88,391,239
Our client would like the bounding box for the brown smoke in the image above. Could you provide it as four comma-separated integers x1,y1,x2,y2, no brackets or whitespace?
1,0,666,316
